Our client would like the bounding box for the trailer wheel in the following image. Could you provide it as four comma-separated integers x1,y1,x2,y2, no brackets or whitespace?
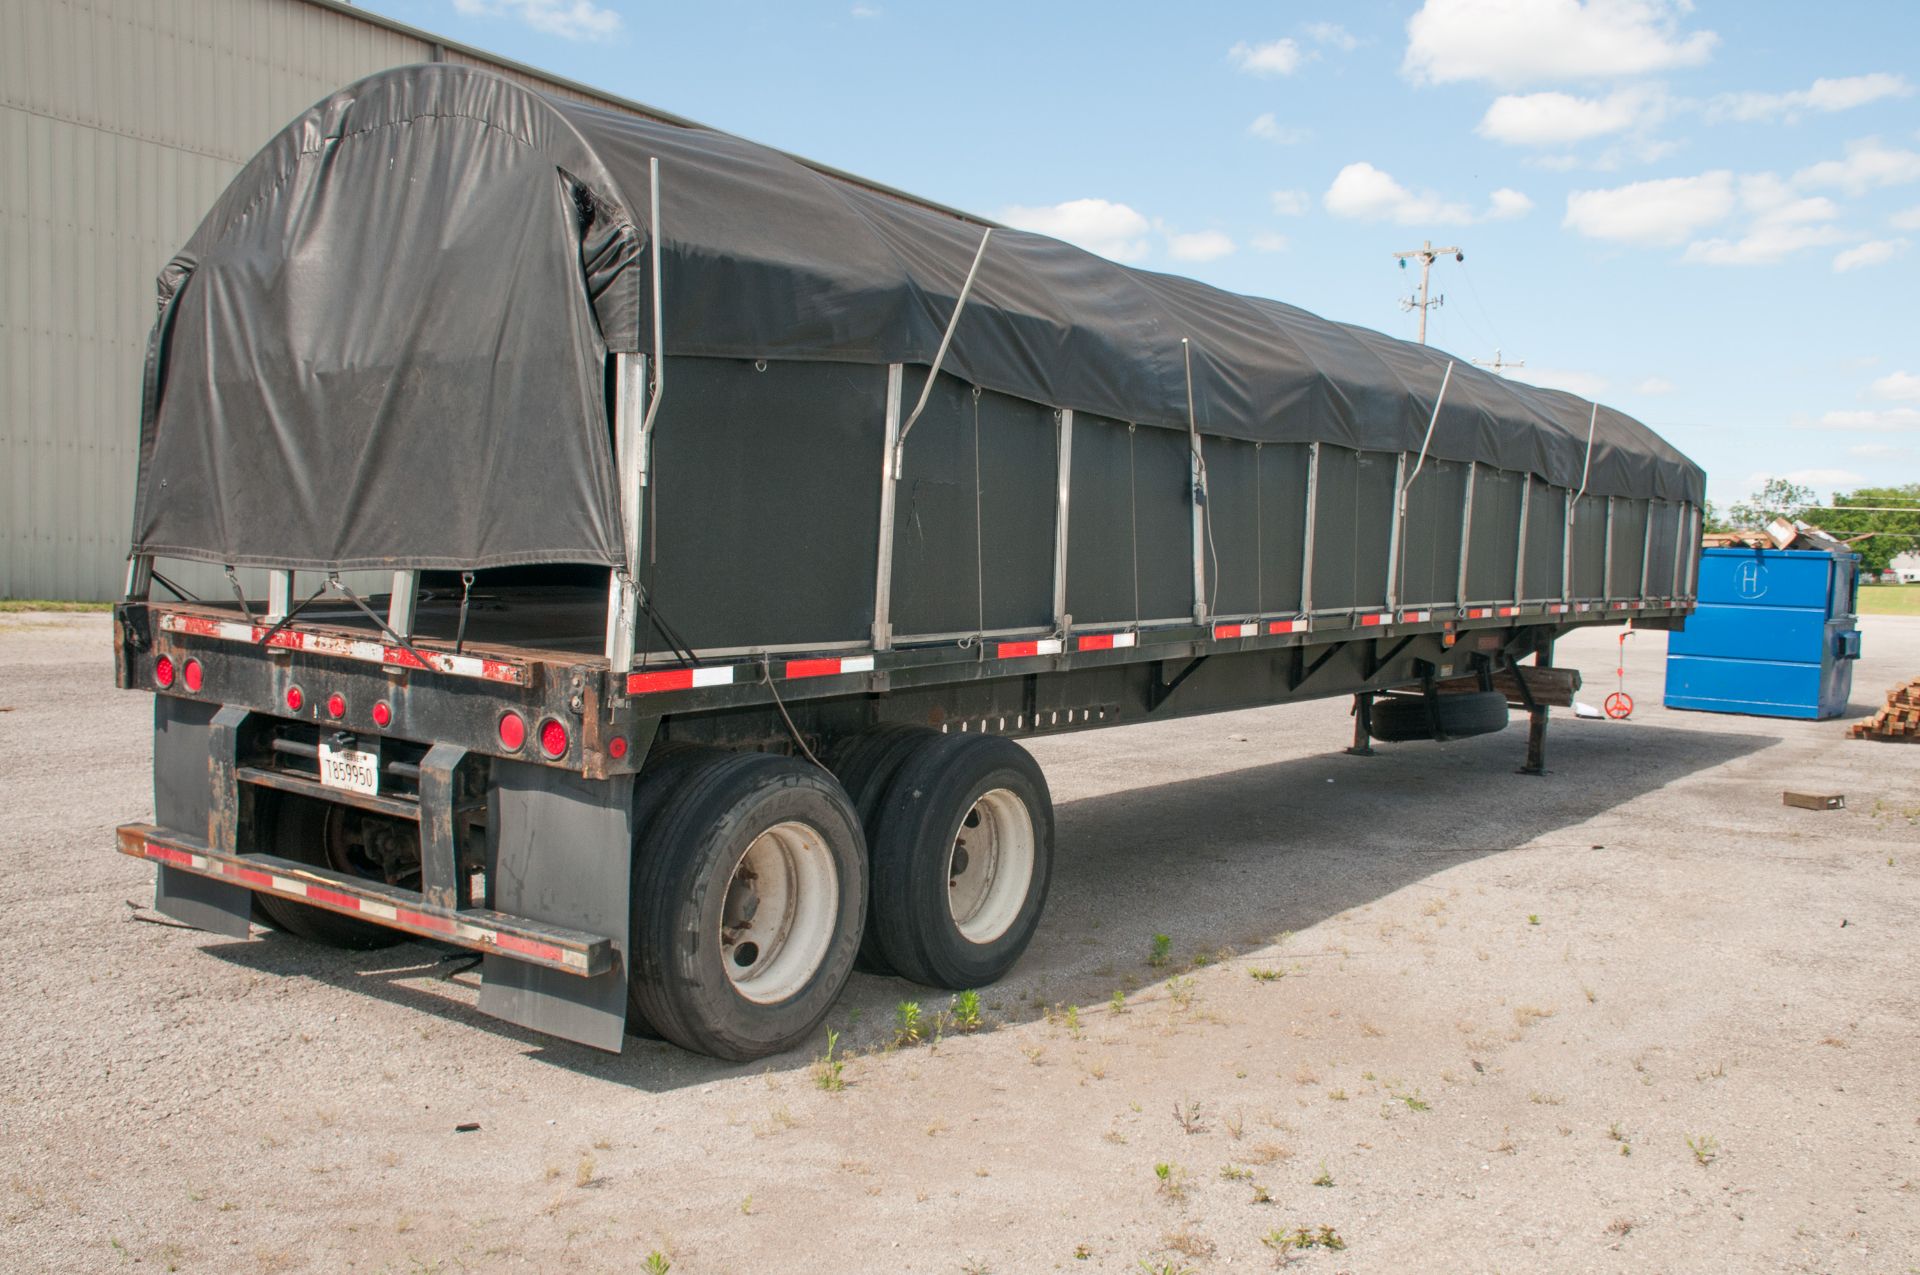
622,744,728,1040
867,733,1054,990
252,794,410,950
828,725,942,975
1368,690,1510,743
628,752,866,1061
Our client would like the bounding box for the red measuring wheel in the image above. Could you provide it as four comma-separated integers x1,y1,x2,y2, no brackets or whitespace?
1604,691,1634,719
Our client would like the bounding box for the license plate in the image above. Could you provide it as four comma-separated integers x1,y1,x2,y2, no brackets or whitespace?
317,742,380,796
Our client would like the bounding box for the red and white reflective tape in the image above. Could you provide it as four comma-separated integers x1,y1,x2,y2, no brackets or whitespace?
1575,602,1593,612
783,655,876,680
995,638,1064,659
124,833,587,973
1212,621,1260,640
1075,631,1137,651
1498,605,1519,617
1267,618,1310,635
1548,603,1570,613
627,665,738,695
1358,613,1390,627
159,613,527,685
1465,607,1493,619
1400,609,1433,623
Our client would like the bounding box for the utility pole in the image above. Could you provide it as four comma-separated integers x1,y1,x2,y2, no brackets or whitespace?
1473,348,1524,375
1393,240,1462,345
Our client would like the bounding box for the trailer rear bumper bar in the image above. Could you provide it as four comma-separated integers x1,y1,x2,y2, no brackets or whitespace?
116,823,612,978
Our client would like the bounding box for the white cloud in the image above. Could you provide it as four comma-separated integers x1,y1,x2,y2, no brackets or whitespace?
1477,87,1662,146
1166,229,1236,262
1403,0,1716,87
1893,205,1920,230
1000,198,1151,262
450,0,619,39
1871,371,1920,401
851,3,882,16
1229,39,1303,76
1305,21,1359,52
1818,407,1920,431
1513,366,1610,398
1488,188,1535,219
1269,189,1309,217
1847,443,1905,457
1248,114,1310,145
1637,376,1677,395
1710,73,1913,123
1251,233,1292,253
1682,177,1845,265
1794,137,1920,196
1563,171,1735,245
1834,239,1909,272
1323,163,1527,225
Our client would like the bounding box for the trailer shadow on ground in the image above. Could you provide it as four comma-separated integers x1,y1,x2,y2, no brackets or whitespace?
202,714,1778,1092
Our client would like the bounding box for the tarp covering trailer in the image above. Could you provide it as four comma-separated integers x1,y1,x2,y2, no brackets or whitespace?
116,64,1704,1061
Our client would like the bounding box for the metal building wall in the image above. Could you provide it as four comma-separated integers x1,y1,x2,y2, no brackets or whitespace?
0,0,656,600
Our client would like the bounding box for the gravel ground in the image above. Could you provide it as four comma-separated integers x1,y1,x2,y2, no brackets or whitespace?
2,612,1916,1275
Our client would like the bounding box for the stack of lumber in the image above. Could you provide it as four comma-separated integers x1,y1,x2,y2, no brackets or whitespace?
1847,678,1920,741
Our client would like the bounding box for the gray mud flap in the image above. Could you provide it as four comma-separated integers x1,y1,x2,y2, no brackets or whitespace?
479,760,633,1052
151,698,252,938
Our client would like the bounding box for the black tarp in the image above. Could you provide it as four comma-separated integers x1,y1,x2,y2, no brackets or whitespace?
132,62,1703,573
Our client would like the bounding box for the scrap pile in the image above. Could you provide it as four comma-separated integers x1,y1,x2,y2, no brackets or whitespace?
1847,677,1920,742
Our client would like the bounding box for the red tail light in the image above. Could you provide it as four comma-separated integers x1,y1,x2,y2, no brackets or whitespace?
498,711,526,751
538,718,569,759
286,686,304,712
608,736,628,759
326,693,346,719
154,655,176,688
371,701,392,728
182,659,204,692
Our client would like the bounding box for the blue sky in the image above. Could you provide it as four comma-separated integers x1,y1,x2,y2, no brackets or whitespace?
354,0,1920,512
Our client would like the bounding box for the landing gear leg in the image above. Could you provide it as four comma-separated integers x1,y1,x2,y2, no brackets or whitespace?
1516,636,1554,776
1346,692,1375,756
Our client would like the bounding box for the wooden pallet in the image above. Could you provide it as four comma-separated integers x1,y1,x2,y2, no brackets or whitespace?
1846,678,1920,742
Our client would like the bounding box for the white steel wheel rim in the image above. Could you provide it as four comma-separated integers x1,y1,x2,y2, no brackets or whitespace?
945,788,1035,944
719,821,839,1005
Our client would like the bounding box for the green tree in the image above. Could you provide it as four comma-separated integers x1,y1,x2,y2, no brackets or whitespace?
1726,478,1814,530
1820,484,1920,577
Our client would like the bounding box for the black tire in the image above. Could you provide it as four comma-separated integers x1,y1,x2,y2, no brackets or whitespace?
1368,690,1510,743
828,725,943,975
866,732,1054,990
252,794,409,950
628,752,866,1062
622,743,728,1040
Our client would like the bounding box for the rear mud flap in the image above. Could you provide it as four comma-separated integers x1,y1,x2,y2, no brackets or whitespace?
479,760,633,1052
152,698,253,936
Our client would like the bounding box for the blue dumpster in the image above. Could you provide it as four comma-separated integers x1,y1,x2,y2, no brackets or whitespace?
1663,546,1862,720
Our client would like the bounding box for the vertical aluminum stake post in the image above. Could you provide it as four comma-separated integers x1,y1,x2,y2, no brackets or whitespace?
607,157,665,674
1563,401,1598,603
1456,461,1478,609
1300,443,1320,613
871,365,905,649
1184,338,1209,623
1389,360,1455,612
1052,409,1074,634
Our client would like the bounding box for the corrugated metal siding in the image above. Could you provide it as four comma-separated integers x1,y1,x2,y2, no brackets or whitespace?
0,0,651,600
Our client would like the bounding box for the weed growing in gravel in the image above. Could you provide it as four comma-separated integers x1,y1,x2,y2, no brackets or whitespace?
1174,1100,1207,1135
1686,1134,1720,1166
1327,1087,1348,1102
1073,1244,1092,1260
1148,934,1173,967
1223,1108,1244,1139
1248,966,1284,982
1528,914,1540,926
1110,989,1130,1015
1262,1227,1346,1254
960,1258,992,1275
1392,1089,1431,1112
1607,1122,1632,1155
1162,1227,1216,1259
1135,1261,1195,1275
951,990,982,1031
1219,1164,1253,1181
643,1252,671,1275
739,1195,753,1215
574,1155,596,1188
812,1029,845,1092
1311,1164,1334,1187
1023,1044,1047,1066
1153,1162,1189,1202
1251,1184,1274,1204
894,1001,923,1047
1166,976,1196,1009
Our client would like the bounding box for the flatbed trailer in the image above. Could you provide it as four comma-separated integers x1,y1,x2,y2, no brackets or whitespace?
114,65,1703,1061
